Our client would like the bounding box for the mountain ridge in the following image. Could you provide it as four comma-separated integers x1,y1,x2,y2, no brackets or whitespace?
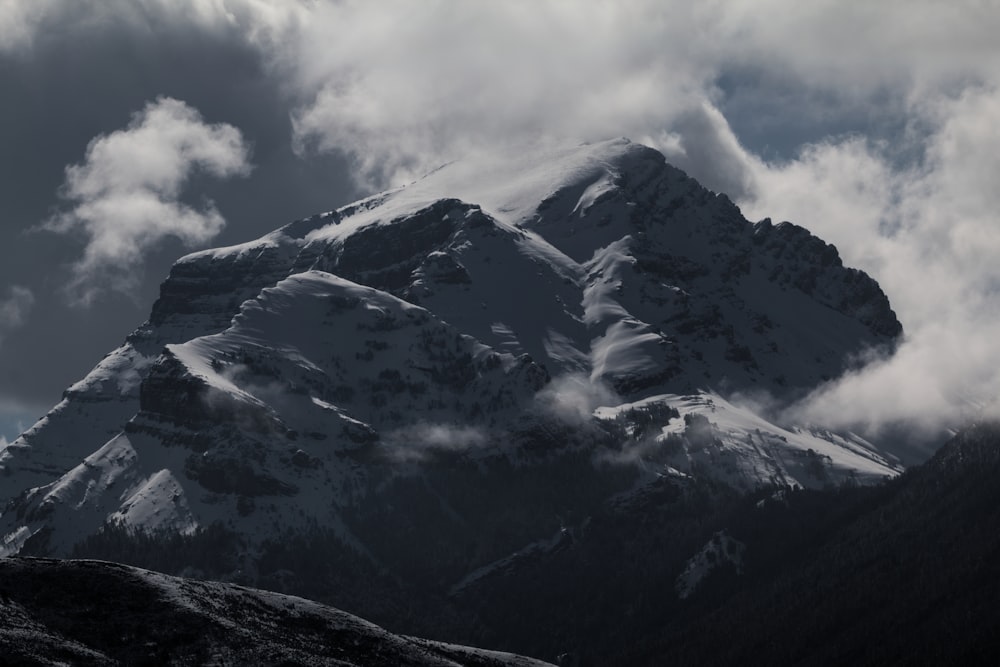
0,556,554,666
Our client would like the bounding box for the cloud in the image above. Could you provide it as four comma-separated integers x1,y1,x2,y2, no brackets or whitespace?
285,1,717,187
274,1,1000,192
699,0,1000,96
0,0,307,54
735,85,1000,449
12,3,998,196
645,101,764,201
43,96,252,304
536,373,619,426
0,0,58,53
0,285,34,345
383,422,488,462
8,3,1000,189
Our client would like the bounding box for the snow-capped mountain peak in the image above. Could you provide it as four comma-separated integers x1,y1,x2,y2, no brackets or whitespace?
1,139,901,582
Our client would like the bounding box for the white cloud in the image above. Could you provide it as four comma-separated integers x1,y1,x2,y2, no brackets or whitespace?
0,285,34,345
645,101,764,200
273,1,1000,193
285,1,716,187
44,97,252,304
536,373,619,426
11,3,1000,195
0,0,57,52
384,422,488,462
736,85,1000,447
704,0,1000,97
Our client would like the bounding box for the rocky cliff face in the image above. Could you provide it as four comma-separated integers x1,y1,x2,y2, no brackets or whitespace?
1,139,900,579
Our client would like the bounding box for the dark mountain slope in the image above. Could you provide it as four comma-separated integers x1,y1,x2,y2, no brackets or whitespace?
622,422,1000,666
0,557,553,667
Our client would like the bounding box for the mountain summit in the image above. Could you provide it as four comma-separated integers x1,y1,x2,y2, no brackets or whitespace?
1,139,900,596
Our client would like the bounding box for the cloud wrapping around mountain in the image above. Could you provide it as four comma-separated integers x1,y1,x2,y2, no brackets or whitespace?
742,86,1000,439
43,97,252,304
6,0,1000,441
537,374,620,427
384,422,489,462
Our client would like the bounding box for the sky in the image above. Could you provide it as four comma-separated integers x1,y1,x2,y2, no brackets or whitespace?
1,0,999,451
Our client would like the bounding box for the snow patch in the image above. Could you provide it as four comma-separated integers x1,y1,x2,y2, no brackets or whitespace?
109,468,198,535
594,391,899,489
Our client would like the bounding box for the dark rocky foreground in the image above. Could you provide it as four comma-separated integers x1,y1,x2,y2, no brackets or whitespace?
0,557,552,666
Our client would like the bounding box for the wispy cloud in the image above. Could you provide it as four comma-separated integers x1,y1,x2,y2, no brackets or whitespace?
43,96,252,304
0,0,56,52
383,422,489,463
536,373,619,426
0,285,34,346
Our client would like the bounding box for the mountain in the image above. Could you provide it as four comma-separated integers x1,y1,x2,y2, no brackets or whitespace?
0,138,903,654
0,556,553,666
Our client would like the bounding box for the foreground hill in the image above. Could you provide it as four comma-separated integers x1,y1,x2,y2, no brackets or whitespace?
0,557,552,667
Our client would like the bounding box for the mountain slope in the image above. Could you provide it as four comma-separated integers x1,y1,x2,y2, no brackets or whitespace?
0,557,553,666
619,422,1000,666
434,424,1000,665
